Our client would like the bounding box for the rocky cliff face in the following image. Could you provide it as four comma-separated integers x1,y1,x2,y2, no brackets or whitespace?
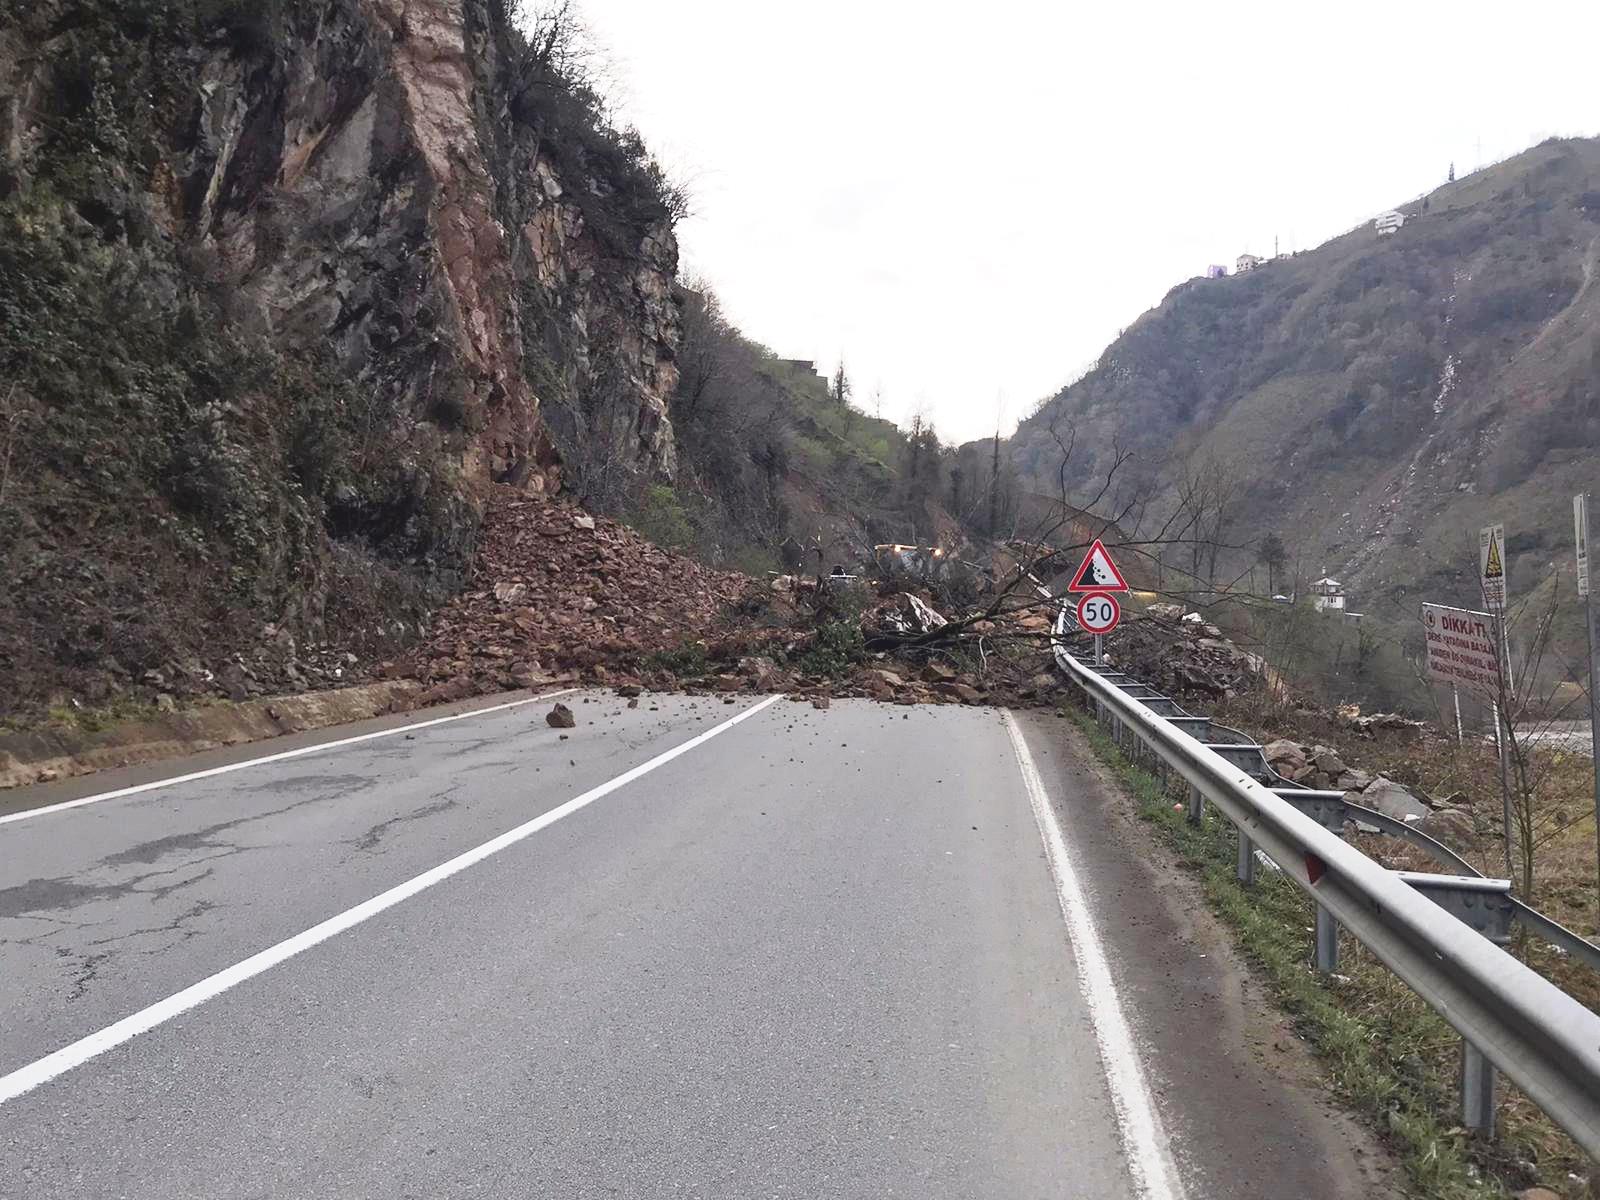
0,0,682,715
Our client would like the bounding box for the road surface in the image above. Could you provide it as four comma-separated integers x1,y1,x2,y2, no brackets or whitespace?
0,690,1393,1198
1513,719,1595,757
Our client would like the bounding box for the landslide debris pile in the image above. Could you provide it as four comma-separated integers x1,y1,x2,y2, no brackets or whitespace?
396,494,751,703
393,492,1068,709
1090,604,1257,703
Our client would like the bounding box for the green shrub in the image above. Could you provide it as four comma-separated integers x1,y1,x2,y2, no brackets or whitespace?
643,643,709,677
796,618,865,678
628,484,696,551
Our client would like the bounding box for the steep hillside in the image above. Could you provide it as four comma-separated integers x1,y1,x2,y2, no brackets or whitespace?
661,287,940,573
0,0,682,717
1014,137,1600,618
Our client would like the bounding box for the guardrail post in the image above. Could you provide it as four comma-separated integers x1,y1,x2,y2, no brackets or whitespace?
1461,1042,1496,1137
1236,828,1257,886
1314,905,1339,972
1187,785,1204,824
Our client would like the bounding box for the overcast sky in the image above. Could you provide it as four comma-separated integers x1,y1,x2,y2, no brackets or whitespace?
582,1,1600,444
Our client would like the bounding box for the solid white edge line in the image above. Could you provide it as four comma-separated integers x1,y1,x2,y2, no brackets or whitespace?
1002,710,1187,1200
0,692,786,1105
0,689,581,827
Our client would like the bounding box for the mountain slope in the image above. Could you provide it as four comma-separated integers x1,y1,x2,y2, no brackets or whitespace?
1014,136,1600,616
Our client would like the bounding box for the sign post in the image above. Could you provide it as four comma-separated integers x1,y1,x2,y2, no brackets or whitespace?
1076,592,1121,665
1480,522,1513,879
1576,494,1600,916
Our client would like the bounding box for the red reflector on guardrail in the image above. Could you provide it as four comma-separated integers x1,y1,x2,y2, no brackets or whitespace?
1305,852,1328,885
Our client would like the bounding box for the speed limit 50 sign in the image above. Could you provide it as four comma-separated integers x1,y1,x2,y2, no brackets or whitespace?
1076,591,1121,634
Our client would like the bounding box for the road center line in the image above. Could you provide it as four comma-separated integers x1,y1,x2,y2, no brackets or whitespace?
1003,711,1187,1200
0,688,580,827
0,692,785,1106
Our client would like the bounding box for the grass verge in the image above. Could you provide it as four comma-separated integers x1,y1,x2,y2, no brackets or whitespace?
1064,703,1592,1199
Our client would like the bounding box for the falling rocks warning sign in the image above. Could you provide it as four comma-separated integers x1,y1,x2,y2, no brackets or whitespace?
1067,539,1129,593
1421,603,1501,699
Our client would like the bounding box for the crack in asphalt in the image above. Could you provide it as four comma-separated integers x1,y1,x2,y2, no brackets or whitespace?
436,737,515,760
0,793,348,921
349,792,462,853
1,770,465,1011
64,950,112,1003
3,912,101,951
83,899,218,954
0,874,177,920
99,791,354,868
234,773,382,795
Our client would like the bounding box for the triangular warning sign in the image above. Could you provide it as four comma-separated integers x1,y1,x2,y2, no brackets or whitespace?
1484,532,1503,579
1067,539,1129,593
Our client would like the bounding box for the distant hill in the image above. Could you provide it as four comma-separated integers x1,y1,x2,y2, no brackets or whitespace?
1013,136,1600,624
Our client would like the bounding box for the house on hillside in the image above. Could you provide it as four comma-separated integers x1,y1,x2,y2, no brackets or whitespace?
1375,211,1405,236
1236,253,1265,273
1310,576,1347,613
1205,264,1228,279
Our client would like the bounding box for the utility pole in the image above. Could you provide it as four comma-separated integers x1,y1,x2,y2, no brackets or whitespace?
1481,522,1513,879
1576,494,1600,914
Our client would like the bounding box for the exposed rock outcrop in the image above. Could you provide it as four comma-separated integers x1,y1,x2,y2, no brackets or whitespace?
0,0,683,718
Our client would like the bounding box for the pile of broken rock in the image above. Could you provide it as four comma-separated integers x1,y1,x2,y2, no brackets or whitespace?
1262,738,1478,851
389,495,1066,711
391,494,752,706
1096,606,1256,702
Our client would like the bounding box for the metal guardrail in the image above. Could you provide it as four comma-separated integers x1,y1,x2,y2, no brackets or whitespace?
1050,607,1600,1155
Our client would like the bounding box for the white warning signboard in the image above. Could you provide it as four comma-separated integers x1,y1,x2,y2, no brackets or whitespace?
1479,523,1506,610
1067,539,1129,593
1422,603,1501,699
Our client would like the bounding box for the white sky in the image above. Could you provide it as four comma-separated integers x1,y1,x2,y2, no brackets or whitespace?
582,1,1600,444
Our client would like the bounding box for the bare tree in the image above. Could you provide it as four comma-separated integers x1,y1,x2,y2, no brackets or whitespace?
830,360,852,409
1169,453,1244,588
1258,532,1288,596
0,383,33,513
1485,580,1590,904
673,282,732,425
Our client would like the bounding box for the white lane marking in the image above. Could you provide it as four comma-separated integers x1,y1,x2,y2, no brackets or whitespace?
0,689,580,827
0,692,784,1105
1003,711,1187,1200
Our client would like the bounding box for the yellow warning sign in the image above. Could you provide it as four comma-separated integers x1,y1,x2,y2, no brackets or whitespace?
1484,533,1502,578
1479,523,1506,608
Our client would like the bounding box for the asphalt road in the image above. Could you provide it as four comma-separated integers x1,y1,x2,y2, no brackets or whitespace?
0,690,1394,1198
